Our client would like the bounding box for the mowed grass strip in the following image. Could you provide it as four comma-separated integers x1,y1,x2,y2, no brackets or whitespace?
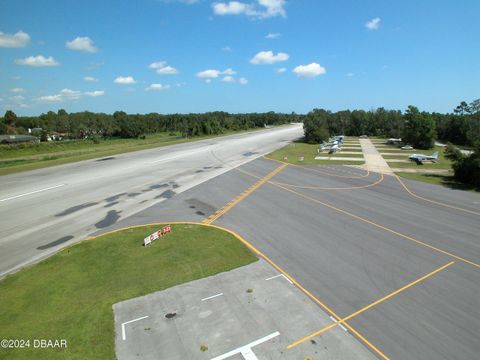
0,224,257,360
267,139,365,165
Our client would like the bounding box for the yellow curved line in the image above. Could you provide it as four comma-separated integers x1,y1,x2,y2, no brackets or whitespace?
263,155,371,179
270,172,384,190
86,222,389,359
394,173,480,216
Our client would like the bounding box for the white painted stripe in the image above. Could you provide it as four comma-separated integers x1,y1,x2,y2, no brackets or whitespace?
210,331,280,360
201,293,223,301
121,315,149,341
0,184,66,203
265,274,282,281
280,274,293,285
329,316,348,332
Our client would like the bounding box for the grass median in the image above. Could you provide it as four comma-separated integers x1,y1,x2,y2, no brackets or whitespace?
0,223,257,360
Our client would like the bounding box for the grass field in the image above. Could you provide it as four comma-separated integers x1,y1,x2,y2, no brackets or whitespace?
267,138,365,165
0,127,272,176
0,223,257,360
397,172,479,192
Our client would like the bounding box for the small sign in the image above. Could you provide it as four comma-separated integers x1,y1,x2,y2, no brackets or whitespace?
283,156,288,161
299,156,304,161
144,225,172,246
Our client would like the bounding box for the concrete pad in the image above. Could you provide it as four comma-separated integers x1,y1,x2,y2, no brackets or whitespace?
113,259,375,360
337,151,364,155
315,157,365,161
359,139,393,175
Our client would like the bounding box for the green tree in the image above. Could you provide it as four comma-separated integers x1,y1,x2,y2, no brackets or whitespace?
402,106,436,149
4,110,17,126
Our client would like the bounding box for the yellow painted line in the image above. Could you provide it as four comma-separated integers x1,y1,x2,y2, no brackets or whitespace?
202,163,287,225
394,173,480,216
288,261,454,349
272,183,480,269
270,172,384,191
263,155,371,179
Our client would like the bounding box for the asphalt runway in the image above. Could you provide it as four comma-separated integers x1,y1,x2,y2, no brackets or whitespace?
0,124,303,276
104,157,480,359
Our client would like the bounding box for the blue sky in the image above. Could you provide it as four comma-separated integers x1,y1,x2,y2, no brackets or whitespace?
1,0,479,116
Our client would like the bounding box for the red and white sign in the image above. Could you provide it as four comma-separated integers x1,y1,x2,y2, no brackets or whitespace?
144,225,172,246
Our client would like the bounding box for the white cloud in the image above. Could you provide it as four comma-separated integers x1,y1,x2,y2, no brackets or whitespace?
145,83,171,91
11,95,25,101
149,61,167,69
205,79,212,84
222,46,232,52
223,68,237,75
239,77,248,85
85,90,105,97
15,55,60,67
0,30,30,48
149,61,178,75
156,65,178,75
10,88,25,93
213,1,252,15
196,69,221,78
275,67,286,73
265,32,280,39
212,0,286,19
83,76,99,82
250,50,289,64
37,88,104,102
365,17,381,30
114,76,136,84
66,36,98,53
221,76,235,82
346,72,354,77
293,63,326,78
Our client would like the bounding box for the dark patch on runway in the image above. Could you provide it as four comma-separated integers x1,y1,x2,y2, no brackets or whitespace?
142,189,152,192
105,193,127,202
150,184,169,190
128,192,141,197
214,166,223,169
203,166,212,169
96,157,115,161
185,198,216,215
172,184,180,189
139,200,148,204
37,235,74,250
104,201,119,208
95,210,121,228
195,169,204,173
55,202,98,217
155,190,176,199
243,151,258,157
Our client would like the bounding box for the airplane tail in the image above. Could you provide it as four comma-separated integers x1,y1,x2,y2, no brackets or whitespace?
431,151,439,159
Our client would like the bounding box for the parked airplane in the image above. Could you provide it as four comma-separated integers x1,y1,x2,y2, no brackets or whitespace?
329,144,340,154
409,151,439,164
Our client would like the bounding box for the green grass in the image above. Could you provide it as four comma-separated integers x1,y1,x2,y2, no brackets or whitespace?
397,172,479,192
267,138,365,165
0,224,257,360
0,127,274,176
384,146,452,169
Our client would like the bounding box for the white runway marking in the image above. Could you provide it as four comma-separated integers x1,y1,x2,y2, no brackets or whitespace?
121,315,149,341
210,331,280,360
0,184,66,203
329,316,348,332
265,273,293,285
201,293,223,301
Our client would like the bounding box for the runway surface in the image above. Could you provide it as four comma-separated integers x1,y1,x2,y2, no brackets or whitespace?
0,124,303,276
102,158,480,360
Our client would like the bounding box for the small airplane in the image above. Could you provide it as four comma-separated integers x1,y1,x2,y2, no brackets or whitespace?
329,144,340,154
409,151,439,164
401,145,413,150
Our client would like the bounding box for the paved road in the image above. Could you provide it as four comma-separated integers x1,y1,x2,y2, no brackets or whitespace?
107,158,480,359
0,124,303,276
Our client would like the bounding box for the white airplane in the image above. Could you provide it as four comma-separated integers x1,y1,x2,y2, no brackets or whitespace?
409,151,439,164
329,144,340,154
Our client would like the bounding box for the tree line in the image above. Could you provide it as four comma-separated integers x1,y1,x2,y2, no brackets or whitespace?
0,110,301,139
303,99,480,149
